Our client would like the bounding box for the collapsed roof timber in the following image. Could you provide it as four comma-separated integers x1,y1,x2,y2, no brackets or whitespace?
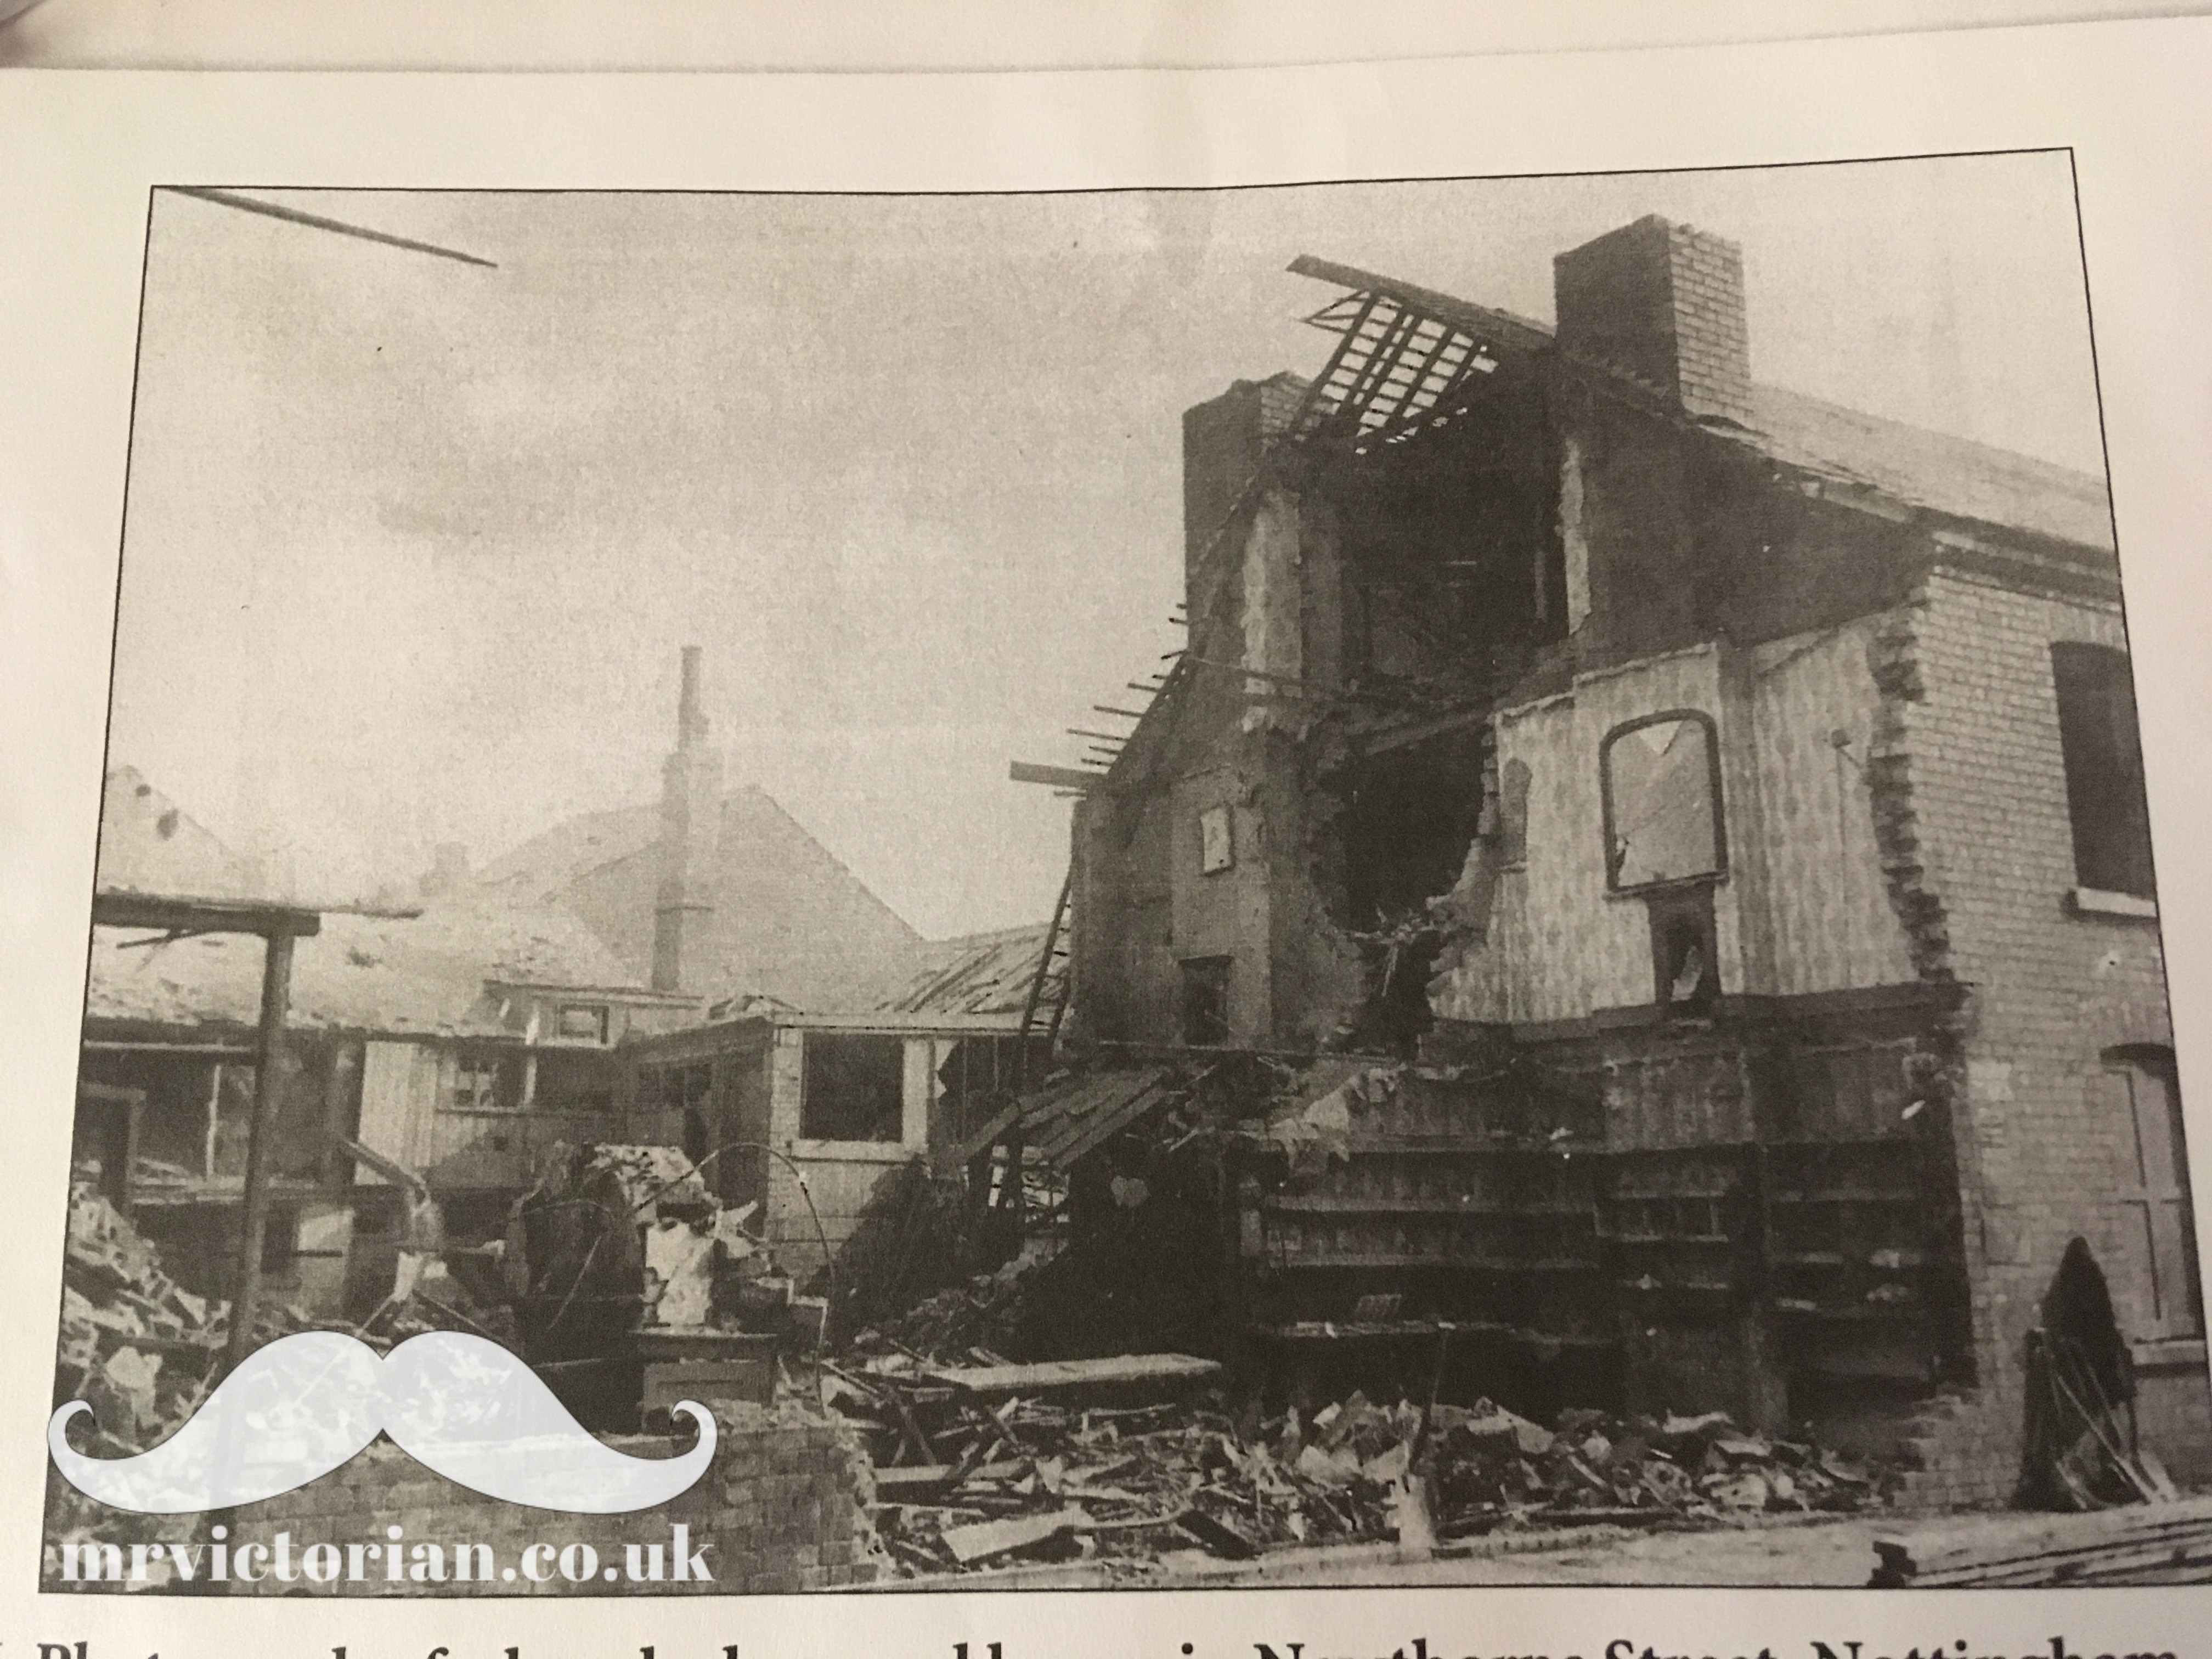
64,213,2202,1571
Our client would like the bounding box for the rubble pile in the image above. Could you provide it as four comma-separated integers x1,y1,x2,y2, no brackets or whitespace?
1423,1403,1884,1534
820,1159,978,1347
823,1354,1886,1578
57,1182,307,1454
868,1257,1037,1362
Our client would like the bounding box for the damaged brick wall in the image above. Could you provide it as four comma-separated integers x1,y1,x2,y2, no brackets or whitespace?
1869,567,2202,1505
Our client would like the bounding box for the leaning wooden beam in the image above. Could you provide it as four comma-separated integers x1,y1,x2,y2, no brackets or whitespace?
170,187,498,269
222,930,298,1379
1008,761,1097,791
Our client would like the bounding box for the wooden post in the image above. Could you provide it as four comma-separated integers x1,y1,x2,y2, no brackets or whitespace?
204,1062,222,1178
223,930,296,1379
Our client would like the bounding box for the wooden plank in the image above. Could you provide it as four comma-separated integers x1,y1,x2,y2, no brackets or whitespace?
92,891,323,937
1009,761,1097,791
924,1353,1222,1398
940,1506,1091,1565
1039,1075,1175,1171
1876,1497,2212,1585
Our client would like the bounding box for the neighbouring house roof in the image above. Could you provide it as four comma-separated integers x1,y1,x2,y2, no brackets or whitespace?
94,768,259,900
1289,255,2115,554
877,923,1052,1020
83,770,639,1039
476,785,928,1015
86,896,647,1039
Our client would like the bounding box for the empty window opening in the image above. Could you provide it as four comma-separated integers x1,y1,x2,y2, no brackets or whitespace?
535,1048,619,1113
259,1206,301,1275
800,1034,905,1143
2051,644,2156,899
1647,885,1720,1010
555,1003,610,1043
1180,957,1233,1047
1602,711,1725,890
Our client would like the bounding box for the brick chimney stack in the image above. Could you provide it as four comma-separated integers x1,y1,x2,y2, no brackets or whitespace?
1554,215,1753,427
651,645,722,993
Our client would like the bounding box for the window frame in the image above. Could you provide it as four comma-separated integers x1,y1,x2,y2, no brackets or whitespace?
1599,708,1728,894
441,1047,523,1115
552,1002,611,1045
798,1030,908,1146
2050,642,2157,902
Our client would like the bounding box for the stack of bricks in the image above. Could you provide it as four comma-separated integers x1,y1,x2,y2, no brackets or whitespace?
46,1400,883,1596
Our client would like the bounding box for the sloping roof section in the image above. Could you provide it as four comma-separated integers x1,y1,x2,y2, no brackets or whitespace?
1746,383,2113,553
94,768,259,901
1289,255,2114,554
955,1067,1182,1174
478,785,928,1015
87,896,642,1038
878,923,1051,1019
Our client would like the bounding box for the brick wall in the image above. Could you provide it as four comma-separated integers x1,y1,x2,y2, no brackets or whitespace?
1880,567,2207,1503
46,1400,882,1596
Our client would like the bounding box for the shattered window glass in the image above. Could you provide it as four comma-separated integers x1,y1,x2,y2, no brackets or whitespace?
1602,713,1723,889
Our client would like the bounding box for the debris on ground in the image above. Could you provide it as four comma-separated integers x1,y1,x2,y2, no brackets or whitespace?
868,1254,1040,1361
818,1159,979,1347
819,1350,1888,1578
56,1180,311,1456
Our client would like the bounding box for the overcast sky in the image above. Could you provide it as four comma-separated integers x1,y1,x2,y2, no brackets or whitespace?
106,151,2104,937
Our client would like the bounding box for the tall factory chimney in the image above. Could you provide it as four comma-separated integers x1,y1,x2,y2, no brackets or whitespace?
651,645,723,993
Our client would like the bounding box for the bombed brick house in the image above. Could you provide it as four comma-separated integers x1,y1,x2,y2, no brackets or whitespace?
76,769,697,1319
1056,215,2206,1499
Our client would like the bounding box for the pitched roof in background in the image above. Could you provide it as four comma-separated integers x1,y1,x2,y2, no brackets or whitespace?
86,895,645,1037
877,923,1051,1019
94,767,261,902
471,799,661,905
477,785,928,1015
